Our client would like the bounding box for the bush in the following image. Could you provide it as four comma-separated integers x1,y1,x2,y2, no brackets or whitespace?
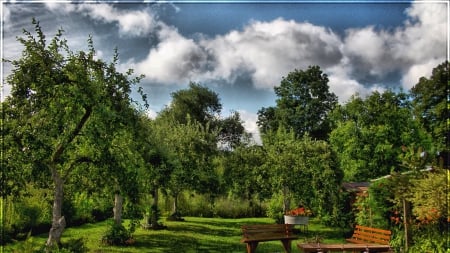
178,193,214,217
266,194,284,224
213,197,264,218
101,223,134,246
2,186,52,243
59,238,88,253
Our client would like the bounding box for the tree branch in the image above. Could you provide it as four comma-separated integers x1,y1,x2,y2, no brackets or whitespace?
52,106,92,163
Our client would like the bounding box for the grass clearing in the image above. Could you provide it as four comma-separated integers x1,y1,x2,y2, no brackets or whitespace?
3,217,349,252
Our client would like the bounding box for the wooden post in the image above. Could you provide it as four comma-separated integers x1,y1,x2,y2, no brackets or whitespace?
403,198,411,251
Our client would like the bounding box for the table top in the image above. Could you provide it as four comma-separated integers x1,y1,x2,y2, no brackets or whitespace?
298,243,391,250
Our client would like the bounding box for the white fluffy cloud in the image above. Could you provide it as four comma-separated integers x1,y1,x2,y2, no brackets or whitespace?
5,1,447,107
46,3,158,37
126,1,446,103
238,110,262,145
131,18,344,93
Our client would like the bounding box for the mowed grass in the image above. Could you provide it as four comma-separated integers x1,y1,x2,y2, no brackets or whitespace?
4,217,348,253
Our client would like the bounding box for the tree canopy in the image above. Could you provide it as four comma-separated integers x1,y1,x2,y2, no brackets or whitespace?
257,66,338,140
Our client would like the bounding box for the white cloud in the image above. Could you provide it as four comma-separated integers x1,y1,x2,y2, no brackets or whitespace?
45,3,158,37
238,110,262,145
4,1,447,106
202,18,343,89
401,58,442,90
130,18,343,91
132,24,211,84
342,2,447,90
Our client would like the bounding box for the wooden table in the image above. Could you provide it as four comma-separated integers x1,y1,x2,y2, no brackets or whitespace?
298,243,392,252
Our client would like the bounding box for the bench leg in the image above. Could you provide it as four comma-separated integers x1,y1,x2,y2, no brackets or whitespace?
246,242,259,253
280,240,292,253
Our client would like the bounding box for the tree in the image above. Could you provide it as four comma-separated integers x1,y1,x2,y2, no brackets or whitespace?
262,127,342,218
257,66,338,140
154,117,218,219
410,61,449,151
136,115,173,229
159,82,222,126
329,91,431,181
218,144,270,216
2,20,145,247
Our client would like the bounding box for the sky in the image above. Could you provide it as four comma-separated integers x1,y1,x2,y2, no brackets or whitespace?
2,0,448,143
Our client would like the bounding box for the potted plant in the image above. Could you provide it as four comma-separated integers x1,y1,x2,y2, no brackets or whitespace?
284,206,312,225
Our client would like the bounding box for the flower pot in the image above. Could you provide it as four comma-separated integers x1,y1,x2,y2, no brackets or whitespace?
284,215,309,225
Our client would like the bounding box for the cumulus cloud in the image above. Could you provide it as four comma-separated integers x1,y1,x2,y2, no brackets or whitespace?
45,2,158,37
127,1,446,104
131,24,213,84
4,1,446,107
130,18,343,91
343,2,447,90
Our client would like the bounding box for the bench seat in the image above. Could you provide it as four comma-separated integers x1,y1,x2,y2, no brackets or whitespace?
298,225,392,253
241,224,298,253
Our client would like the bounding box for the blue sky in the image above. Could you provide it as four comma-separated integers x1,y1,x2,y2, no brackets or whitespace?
2,0,448,143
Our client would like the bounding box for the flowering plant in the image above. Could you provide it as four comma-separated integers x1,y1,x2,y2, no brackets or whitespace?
286,207,312,217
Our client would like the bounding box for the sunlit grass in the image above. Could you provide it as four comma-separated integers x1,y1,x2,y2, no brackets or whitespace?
3,217,348,252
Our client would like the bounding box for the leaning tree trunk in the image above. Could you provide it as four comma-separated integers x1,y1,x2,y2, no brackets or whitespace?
46,167,66,247
113,192,124,225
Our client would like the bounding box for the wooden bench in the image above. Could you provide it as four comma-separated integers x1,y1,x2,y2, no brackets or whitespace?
298,225,392,252
241,224,298,253
346,225,391,246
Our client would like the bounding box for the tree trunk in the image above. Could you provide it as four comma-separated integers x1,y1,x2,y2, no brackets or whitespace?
282,186,291,214
150,188,159,228
172,193,178,215
113,192,123,225
46,168,66,247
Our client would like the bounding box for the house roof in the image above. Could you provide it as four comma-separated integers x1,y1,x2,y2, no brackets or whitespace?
342,182,370,193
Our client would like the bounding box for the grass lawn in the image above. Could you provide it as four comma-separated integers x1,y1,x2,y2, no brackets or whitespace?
3,217,349,253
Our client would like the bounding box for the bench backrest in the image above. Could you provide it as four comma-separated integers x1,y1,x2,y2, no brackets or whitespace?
348,225,391,245
242,224,295,239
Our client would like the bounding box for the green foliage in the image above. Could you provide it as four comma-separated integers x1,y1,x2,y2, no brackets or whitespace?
266,193,285,224
257,65,338,140
2,186,52,242
411,61,449,150
330,90,431,181
407,225,449,253
3,19,146,246
263,128,342,221
213,197,263,218
101,223,133,246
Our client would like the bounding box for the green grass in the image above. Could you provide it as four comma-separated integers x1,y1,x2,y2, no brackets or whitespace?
3,217,349,253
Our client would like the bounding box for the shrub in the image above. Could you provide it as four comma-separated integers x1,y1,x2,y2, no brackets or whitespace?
213,197,264,218
266,194,284,224
101,223,133,246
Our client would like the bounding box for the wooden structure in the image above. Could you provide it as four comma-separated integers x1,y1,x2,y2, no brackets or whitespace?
241,224,298,253
298,243,392,252
298,225,392,252
346,225,391,245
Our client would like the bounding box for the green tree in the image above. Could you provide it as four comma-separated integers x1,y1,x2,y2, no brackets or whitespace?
218,144,270,216
410,61,449,151
330,91,431,181
262,127,342,219
257,66,338,140
137,115,173,229
153,116,218,219
159,82,221,126
2,20,145,246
